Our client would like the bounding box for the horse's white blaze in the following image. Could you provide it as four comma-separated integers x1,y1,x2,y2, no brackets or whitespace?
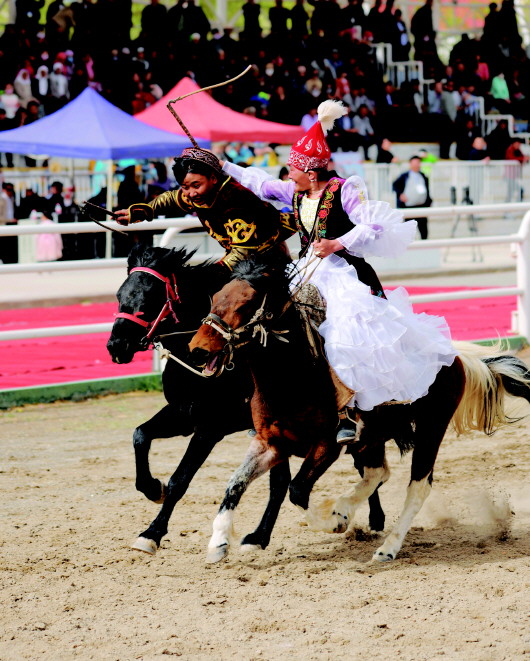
307,462,390,533
372,476,432,562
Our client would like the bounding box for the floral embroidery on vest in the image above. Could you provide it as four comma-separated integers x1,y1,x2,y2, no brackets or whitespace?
292,178,345,241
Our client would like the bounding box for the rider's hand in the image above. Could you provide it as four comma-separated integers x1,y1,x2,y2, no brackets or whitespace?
312,238,343,259
114,209,131,226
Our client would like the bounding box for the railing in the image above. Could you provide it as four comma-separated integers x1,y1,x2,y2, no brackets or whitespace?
375,42,431,97
1,206,530,366
374,42,530,145
345,160,530,207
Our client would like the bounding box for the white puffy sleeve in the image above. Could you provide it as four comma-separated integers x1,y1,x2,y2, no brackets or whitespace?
222,161,295,206
337,176,417,258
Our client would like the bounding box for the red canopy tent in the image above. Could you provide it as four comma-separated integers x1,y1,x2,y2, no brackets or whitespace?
135,77,304,144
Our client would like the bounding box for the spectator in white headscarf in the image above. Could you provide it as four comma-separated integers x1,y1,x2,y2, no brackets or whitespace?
34,65,50,100
49,62,70,110
14,69,34,108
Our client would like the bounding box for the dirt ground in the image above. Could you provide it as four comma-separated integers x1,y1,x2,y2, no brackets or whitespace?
1,384,530,661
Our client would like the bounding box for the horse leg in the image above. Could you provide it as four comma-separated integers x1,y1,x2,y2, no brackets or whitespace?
240,461,291,552
307,443,389,534
207,438,282,563
288,440,343,529
372,424,448,563
132,428,222,555
134,404,194,503
353,454,386,532
372,365,464,563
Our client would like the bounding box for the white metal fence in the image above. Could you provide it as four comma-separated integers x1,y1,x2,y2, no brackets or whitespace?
340,160,530,208
1,206,530,385
2,159,528,214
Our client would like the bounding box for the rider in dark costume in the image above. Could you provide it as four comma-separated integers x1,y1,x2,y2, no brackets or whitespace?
115,148,296,271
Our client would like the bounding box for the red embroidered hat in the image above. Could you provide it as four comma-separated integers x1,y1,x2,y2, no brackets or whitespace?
288,100,347,171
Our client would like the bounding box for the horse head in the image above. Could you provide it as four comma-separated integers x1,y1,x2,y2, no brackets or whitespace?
107,243,198,364
189,255,291,375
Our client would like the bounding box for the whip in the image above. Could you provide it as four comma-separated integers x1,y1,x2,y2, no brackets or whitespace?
166,66,253,147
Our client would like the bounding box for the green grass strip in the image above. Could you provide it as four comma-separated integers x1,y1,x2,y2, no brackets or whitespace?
0,373,163,409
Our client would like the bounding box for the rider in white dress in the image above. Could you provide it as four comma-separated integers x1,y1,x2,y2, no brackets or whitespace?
221,100,457,442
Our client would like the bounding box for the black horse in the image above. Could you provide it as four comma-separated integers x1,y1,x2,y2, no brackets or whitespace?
189,257,530,563
107,243,286,555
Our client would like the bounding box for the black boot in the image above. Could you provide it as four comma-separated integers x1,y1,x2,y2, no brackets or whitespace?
336,409,357,444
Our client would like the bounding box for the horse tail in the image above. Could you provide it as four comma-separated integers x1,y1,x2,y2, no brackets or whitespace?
452,341,530,436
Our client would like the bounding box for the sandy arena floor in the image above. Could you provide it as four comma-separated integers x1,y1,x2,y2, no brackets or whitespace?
1,383,530,660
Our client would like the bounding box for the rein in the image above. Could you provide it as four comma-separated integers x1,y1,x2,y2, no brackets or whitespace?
153,341,219,378
79,201,130,236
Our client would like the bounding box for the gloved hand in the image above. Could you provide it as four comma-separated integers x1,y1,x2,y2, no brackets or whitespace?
114,204,154,225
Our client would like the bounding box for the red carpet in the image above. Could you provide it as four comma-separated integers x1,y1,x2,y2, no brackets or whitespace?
0,288,517,391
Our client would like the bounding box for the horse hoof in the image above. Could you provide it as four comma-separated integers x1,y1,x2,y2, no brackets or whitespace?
371,550,394,563
131,536,158,555
206,543,229,563
240,543,263,555
154,482,167,504
331,511,349,533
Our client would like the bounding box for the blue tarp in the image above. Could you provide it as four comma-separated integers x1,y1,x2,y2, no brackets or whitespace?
0,88,209,160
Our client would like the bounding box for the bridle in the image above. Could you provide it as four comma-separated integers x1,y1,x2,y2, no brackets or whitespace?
201,293,289,371
114,266,181,347
114,265,221,378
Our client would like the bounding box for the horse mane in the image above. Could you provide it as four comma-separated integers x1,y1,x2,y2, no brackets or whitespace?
230,255,292,297
126,243,214,277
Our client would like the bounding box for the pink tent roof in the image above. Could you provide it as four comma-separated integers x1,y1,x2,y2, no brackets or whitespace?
135,77,304,144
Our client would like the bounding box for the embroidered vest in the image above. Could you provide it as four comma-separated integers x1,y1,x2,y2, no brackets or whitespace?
292,178,385,298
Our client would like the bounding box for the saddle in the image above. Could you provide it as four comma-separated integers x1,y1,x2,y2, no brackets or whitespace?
292,283,355,410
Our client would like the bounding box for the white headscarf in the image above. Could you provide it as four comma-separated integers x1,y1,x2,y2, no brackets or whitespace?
14,68,34,106
36,66,49,97
50,64,69,99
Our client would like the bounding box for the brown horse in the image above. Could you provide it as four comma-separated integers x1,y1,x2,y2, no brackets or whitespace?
189,257,530,563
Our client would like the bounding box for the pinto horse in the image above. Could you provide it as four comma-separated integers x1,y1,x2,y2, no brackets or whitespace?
189,257,530,563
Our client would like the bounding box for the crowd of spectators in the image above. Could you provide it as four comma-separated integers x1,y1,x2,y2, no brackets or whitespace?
0,0,528,166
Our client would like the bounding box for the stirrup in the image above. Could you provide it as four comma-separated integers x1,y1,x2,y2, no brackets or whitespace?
336,420,357,445
336,407,357,445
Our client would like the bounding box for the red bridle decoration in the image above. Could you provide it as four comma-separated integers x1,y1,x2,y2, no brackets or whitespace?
114,266,180,341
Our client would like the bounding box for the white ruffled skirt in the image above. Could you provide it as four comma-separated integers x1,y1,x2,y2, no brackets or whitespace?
290,251,457,411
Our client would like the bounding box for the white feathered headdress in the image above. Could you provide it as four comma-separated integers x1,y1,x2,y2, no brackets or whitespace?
317,100,348,135
287,99,347,171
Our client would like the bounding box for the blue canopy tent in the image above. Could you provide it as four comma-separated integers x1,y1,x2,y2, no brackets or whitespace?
0,88,209,256
0,87,209,159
